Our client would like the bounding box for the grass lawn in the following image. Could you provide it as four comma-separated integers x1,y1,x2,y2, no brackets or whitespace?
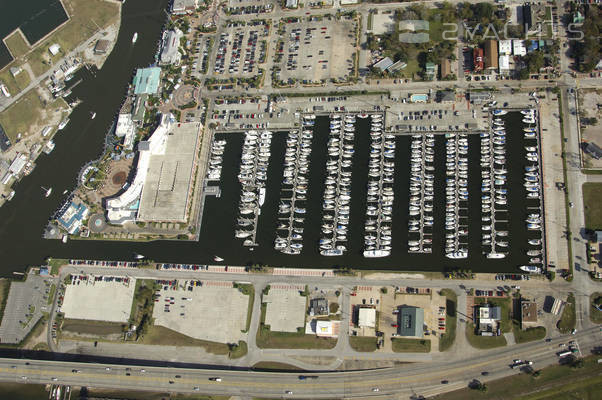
72,387,229,400
256,301,336,349
0,88,66,142
512,321,546,344
557,293,576,334
0,65,30,97
233,283,254,332
465,324,507,349
474,296,512,332
583,183,602,230
349,336,377,352
27,0,120,77
398,58,420,80
590,292,602,324
47,258,68,275
141,325,229,355
391,338,431,353
439,289,457,351
252,362,303,371
61,318,125,336
256,326,337,349
4,32,30,59
432,355,602,400
47,284,56,306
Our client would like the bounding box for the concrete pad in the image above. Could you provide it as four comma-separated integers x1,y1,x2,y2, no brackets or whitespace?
152,281,249,344
371,14,396,35
138,122,200,222
264,285,307,332
62,278,136,323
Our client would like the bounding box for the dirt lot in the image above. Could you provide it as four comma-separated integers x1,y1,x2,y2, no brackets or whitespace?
578,88,602,168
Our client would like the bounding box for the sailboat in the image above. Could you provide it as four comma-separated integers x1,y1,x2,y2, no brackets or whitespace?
41,186,52,198
90,111,96,119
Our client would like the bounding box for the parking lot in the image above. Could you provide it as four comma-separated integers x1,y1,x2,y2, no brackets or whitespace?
152,280,249,344
275,16,358,84
213,20,269,77
61,275,135,323
0,272,50,344
386,98,490,133
263,284,307,332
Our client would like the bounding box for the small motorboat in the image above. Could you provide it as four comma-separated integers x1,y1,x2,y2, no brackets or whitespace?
214,256,224,262
41,186,52,198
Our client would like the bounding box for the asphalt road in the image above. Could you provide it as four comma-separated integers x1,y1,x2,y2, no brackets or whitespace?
1,325,599,398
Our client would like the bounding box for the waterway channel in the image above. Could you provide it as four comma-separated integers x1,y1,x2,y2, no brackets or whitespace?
0,0,171,276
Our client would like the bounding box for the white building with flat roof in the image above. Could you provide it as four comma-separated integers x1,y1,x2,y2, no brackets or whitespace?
106,114,172,224
498,39,512,55
160,29,183,65
358,307,376,328
115,113,136,150
513,40,527,56
499,55,510,73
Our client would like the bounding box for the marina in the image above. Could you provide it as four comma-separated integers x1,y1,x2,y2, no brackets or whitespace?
274,117,313,255
362,113,394,258
235,130,272,248
196,110,546,273
318,114,355,256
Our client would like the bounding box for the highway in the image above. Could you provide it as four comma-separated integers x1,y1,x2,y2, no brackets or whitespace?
1,326,599,398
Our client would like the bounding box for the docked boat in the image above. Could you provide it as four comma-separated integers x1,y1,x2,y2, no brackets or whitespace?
487,252,506,259
492,109,508,116
363,249,390,258
43,140,55,154
519,265,541,273
321,249,344,256
258,187,266,207
41,186,52,198
58,119,70,130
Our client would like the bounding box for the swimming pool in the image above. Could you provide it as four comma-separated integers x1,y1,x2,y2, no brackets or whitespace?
410,94,428,103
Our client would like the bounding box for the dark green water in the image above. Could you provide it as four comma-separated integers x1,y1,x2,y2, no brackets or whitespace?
0,382,47,400
0,0,171,276
0,0,68,68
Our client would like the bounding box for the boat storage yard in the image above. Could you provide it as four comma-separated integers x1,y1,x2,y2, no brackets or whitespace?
198,108,545,274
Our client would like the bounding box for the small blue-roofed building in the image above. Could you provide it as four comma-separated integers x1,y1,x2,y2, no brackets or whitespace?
57,201,89,234
133,67,161,95
39,266,49,276
528,40,539,52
